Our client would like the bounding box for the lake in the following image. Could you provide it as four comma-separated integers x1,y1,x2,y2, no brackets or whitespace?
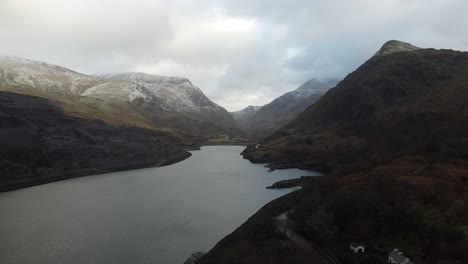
0,146,319,264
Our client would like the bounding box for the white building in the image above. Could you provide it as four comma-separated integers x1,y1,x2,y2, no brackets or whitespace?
349,242,365,254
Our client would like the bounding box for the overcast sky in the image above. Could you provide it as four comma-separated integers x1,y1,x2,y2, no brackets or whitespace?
1,0,468,111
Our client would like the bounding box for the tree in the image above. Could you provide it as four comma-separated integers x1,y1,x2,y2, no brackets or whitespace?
305,208,338,243
184,251,205,264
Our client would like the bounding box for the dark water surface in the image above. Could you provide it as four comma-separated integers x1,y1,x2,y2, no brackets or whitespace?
0,146,319,264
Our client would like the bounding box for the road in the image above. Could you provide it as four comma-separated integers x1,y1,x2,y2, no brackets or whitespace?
276,212,341,264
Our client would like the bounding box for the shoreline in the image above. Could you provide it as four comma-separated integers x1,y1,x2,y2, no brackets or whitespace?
1,144,255,193
0,150,192,193
200,142,255,147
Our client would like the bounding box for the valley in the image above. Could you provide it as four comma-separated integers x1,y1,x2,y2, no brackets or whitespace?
3,2,468,264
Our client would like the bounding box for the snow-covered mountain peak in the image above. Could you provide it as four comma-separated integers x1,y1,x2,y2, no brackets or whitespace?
102,72,221,112
374,40,420,57
0,56,236,129
104,72,201,93
0,56,98,95
0,56,83,75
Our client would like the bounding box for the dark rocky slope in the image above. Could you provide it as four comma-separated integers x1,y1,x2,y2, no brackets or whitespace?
0,91,191,192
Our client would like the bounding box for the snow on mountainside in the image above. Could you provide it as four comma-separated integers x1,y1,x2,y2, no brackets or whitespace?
80,81,153,102
0,56,99,96
103,72,224,113
0,56,236,133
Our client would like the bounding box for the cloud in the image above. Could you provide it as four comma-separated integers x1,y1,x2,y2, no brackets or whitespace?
1,0,467,111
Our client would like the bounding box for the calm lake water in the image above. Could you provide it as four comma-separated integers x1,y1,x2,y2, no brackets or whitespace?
0,146,319,264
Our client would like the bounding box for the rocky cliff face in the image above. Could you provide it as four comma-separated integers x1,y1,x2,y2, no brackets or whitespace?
0,91,191,192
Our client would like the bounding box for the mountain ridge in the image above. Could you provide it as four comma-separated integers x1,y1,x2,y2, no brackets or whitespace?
244,41,468,173
0,55,237,140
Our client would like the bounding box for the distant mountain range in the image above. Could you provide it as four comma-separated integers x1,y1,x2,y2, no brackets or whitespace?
0,56,236,141
231,78,338,137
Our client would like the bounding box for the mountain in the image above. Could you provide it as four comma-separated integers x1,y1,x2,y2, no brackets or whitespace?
231,78,338,137
203,41,468,263
0,91,190,192
0,56,236,140
103,72,236,128
230,105,261,128
242,40,468,173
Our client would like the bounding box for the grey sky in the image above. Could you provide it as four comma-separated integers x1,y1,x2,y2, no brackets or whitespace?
1,0,467,111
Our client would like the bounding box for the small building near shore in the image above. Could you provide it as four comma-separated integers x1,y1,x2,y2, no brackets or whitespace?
349,242,365,254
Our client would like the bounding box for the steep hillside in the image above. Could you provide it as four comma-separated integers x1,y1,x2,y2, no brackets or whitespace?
203,40,468,264
0,91,190,192
243,41,468,174
232,79,337,137
0,56,236,141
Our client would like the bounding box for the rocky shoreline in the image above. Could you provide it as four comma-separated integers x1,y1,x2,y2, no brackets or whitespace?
241,144,331,173
266,176,316,189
